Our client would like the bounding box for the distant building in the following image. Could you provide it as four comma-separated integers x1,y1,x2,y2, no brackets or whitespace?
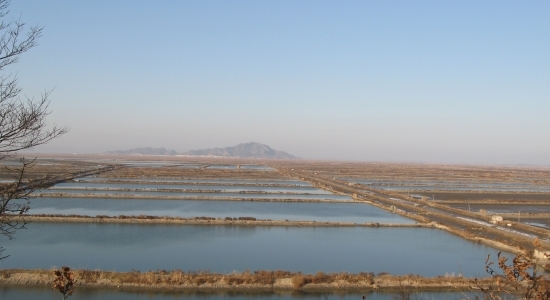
491,215,503,224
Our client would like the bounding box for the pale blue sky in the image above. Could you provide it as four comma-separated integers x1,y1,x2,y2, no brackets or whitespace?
9,1,550,164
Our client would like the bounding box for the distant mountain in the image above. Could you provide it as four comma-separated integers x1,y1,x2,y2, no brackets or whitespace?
104,147,178,156
183,142,299,160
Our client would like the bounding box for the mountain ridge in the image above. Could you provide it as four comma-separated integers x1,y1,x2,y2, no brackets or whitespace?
183,142,299,159
103,143,299,160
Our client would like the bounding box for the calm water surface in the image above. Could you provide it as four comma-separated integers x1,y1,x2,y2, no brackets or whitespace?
370,185,550,192
449,203,550,214
341,179,550,192
53,182,329,194
1,224,507,277
76,177,310,186
29,198,404,223
36,190,351,200
239,165,274,171
0,286,466,300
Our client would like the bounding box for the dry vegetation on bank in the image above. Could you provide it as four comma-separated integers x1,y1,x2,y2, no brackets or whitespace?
13,214,428,228
0,268,491,291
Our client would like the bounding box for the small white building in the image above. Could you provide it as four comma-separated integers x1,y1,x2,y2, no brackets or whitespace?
491,215,503,224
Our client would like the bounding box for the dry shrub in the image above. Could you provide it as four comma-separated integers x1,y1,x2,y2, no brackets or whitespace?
76,270,101,283
52,267,76,300
157,269,168,275
220,270,295,286
224,276,244,285
109,271,142,284
312,271,330,284
336,272,357,283
193,273,217,286
271,270,293,278
359,272,375,279
194,216,215,220
292,274,307,289
194,276,207,286
0,270,9,279
169,270,185,284
476,239,550,300
250,270,275,285
144,271,159,284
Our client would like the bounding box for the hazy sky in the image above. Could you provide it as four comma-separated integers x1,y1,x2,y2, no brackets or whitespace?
9,1,550,164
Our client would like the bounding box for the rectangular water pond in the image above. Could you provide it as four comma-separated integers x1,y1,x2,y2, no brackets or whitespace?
341,178,550,192
522,219,550,229
448,203,550,214
29,197,408,223
371,185,550,192
76,177,311,186
37,189,352,201
1,224,509,277
53,182,330,194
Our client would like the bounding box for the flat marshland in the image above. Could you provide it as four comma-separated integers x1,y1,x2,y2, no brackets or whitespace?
2,156,550,298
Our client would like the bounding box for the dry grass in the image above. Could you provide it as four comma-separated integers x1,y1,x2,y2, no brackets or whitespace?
291,274,306,288
0,268,488,290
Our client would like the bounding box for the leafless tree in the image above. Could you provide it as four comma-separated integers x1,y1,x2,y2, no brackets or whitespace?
0,0,68,260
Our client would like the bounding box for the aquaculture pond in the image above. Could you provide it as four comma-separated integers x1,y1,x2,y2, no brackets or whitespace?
35,190,352,200
340,179,550,192
448,203,550,214
52,182,330,194
29,197,405,223
522,219,550,229
76,177,310,186
238,165,274,170
0,286,466,300
1,224,509,277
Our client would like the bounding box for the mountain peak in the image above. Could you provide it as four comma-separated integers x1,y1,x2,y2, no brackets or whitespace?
103,143,299,159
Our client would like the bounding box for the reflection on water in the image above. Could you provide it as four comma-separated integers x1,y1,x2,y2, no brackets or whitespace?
0,286,466,300
2,223,508,277
29,197,405,223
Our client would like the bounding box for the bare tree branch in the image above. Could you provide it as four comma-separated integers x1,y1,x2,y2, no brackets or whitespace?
0,0,67,260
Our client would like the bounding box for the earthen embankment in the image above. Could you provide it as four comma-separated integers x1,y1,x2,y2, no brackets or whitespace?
0,268,491,291
15,215,427,228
